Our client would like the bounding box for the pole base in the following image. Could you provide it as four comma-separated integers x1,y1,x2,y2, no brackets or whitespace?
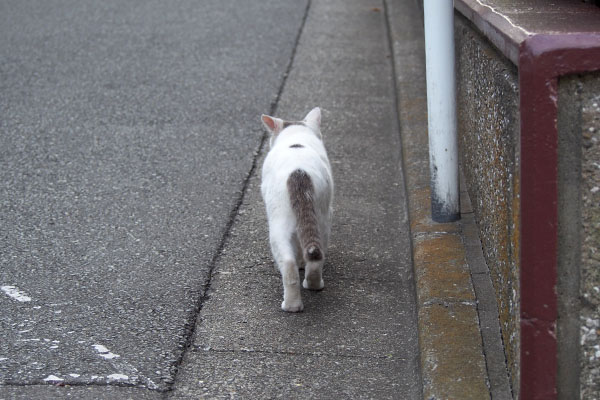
431,195,461,223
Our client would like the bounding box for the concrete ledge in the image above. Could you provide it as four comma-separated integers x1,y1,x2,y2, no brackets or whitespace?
408,187,489,400
418,302,487,399
385,1,506,398
413,233,475,303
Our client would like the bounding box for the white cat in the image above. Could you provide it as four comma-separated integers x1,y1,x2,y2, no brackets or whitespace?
260,107,334,312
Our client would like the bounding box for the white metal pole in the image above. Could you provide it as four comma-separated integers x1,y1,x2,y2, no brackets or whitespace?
423,0,460,222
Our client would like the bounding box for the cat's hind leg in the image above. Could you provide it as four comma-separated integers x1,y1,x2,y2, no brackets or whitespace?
270,233,303,312
280,259,303,312
303,259,325,290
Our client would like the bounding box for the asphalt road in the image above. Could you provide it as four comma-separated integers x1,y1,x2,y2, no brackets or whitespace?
0,0,307,390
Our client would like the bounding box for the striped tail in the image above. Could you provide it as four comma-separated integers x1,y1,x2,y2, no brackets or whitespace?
287,169,323,262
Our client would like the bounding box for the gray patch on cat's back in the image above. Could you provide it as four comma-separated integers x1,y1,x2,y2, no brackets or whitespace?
282,120,306,129
290,144,304,148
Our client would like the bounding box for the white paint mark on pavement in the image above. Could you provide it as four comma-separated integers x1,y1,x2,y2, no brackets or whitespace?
107,373,129,381
92,344,120,359
1,286,32,302
43,375,63,382
91,344,159,390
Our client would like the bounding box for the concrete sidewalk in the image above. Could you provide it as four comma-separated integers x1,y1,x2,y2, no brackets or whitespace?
169,0,422,398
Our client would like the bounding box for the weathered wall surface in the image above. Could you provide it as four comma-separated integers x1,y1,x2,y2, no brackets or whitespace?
558,72,600,400
454,3,600,398
557,76,583,399
579,73,600,400
455,19,600,398
454,13,520,396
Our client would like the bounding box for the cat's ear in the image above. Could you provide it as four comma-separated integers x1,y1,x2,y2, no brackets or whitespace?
261,115,284,135
304,107,321,129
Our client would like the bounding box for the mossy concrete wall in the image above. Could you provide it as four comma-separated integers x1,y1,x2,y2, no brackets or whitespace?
579,76,600,399
456,11,600,398
455,13,521,396
559,72,600,399
557,76,583,399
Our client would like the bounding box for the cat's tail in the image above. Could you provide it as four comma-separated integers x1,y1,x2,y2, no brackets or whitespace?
287,169,323,262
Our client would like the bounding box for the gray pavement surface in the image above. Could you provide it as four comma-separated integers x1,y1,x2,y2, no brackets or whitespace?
0,0,308,392
1,0,422,398
170,0,421,398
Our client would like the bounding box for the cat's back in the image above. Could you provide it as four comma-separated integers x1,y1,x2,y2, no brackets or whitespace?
264,127,329,172
261,127,332,199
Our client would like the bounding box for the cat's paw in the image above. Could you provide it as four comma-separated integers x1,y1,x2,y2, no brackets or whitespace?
281,299,304,313
303,278,325,291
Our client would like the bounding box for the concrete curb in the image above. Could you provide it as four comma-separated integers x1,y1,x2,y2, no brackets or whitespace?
385,0,508,398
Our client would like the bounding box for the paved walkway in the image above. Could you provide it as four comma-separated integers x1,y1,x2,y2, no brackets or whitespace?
170,0,421,398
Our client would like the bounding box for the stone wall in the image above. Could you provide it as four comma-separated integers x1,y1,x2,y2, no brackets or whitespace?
456,13,600,397
454,13,520,396
548,72,600,399
578,73,600,399
557,75,583,399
